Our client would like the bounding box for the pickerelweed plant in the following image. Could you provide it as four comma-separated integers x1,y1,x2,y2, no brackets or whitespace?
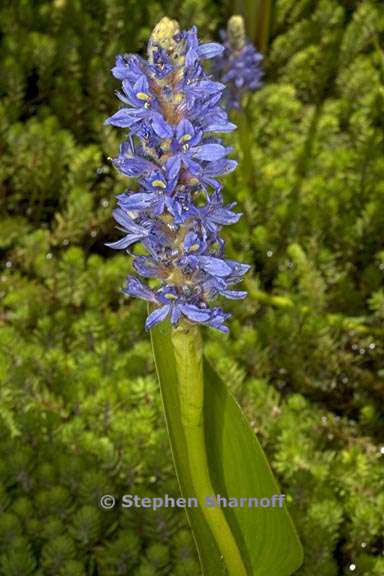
212,14,263,191
105,17,303,576
214,15,264,111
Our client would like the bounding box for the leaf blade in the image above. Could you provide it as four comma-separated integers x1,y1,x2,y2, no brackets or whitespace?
203,359,304,575
151,319,303,575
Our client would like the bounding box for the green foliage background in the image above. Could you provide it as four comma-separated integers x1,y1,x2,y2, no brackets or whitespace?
0,0,383,574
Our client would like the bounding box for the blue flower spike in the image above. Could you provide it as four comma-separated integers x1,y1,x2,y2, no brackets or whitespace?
105,17,250,333
214,15,264,110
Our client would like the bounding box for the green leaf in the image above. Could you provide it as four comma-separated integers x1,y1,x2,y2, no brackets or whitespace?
151,319,303,576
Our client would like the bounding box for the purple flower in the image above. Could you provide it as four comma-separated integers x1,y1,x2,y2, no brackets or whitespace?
213,15,263,110
105,209,150,249
105,17,250,332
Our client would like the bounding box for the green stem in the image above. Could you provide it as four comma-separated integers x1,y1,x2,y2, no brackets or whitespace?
171,323,248,576
242,0,258,45
235,108,254,190
241,0,272,53
256,0,272,55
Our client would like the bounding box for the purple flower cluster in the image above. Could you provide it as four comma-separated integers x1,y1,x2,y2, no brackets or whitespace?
105,18,250,332
214,15,263,110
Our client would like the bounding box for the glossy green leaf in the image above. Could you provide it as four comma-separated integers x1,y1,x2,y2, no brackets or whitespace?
151,319,303,576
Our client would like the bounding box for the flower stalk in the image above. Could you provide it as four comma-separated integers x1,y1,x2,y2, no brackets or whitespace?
168,321,247,576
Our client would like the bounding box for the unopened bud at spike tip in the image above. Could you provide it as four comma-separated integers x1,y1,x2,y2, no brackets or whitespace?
148,17,181,65
227,15,246,52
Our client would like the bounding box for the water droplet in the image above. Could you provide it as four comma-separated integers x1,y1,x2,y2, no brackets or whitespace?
5,261,12,268
361,542,367,548
46,253,53,260
90,230,97,238
369,343,376,350
101,199,109,208
349,564,356,571
267,250,273,258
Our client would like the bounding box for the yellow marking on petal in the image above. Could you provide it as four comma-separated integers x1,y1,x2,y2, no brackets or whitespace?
164,293,178,299
136,92,150,100
152,180,166,189
189,177,199,185
179,133,192,144
190,243,200,252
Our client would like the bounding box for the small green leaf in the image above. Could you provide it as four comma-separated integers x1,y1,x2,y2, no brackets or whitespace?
151,319,303,576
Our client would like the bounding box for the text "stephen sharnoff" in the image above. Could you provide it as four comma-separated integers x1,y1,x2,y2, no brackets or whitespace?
99,494,287,511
